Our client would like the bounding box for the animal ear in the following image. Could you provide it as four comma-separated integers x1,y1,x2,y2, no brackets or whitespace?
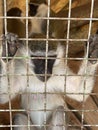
29,3,39,16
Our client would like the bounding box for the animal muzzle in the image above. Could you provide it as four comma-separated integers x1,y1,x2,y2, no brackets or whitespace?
33,58,55,82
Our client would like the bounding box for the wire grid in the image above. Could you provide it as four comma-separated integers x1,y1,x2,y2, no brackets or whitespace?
0,0,98,130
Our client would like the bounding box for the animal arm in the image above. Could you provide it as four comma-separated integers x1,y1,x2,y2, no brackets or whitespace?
66,60,97,102
0,33,27,104
66,33,98,102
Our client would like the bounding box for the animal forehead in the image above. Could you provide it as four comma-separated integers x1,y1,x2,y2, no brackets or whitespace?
29,40,58,52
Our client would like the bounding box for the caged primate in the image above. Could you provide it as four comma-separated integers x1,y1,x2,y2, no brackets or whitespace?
0,3,98,130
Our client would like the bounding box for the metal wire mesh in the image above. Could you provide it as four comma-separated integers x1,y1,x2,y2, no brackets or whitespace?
0,0,98,130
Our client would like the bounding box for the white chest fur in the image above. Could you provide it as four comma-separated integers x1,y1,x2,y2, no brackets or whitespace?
21,75,65,126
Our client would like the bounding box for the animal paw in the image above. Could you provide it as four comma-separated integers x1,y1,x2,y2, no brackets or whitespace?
88,33,98,64
1,33,19,60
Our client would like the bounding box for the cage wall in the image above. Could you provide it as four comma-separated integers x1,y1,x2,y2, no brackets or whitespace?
0,0,98,130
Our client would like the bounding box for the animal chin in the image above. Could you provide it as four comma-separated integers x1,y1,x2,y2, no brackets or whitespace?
37,75,51,82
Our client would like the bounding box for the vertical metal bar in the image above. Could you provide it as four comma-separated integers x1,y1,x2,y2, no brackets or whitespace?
65,0,72,128
0,0,3,36
81,0,94,130
44,0,50,129
3,0,13,129
25,0,31,129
